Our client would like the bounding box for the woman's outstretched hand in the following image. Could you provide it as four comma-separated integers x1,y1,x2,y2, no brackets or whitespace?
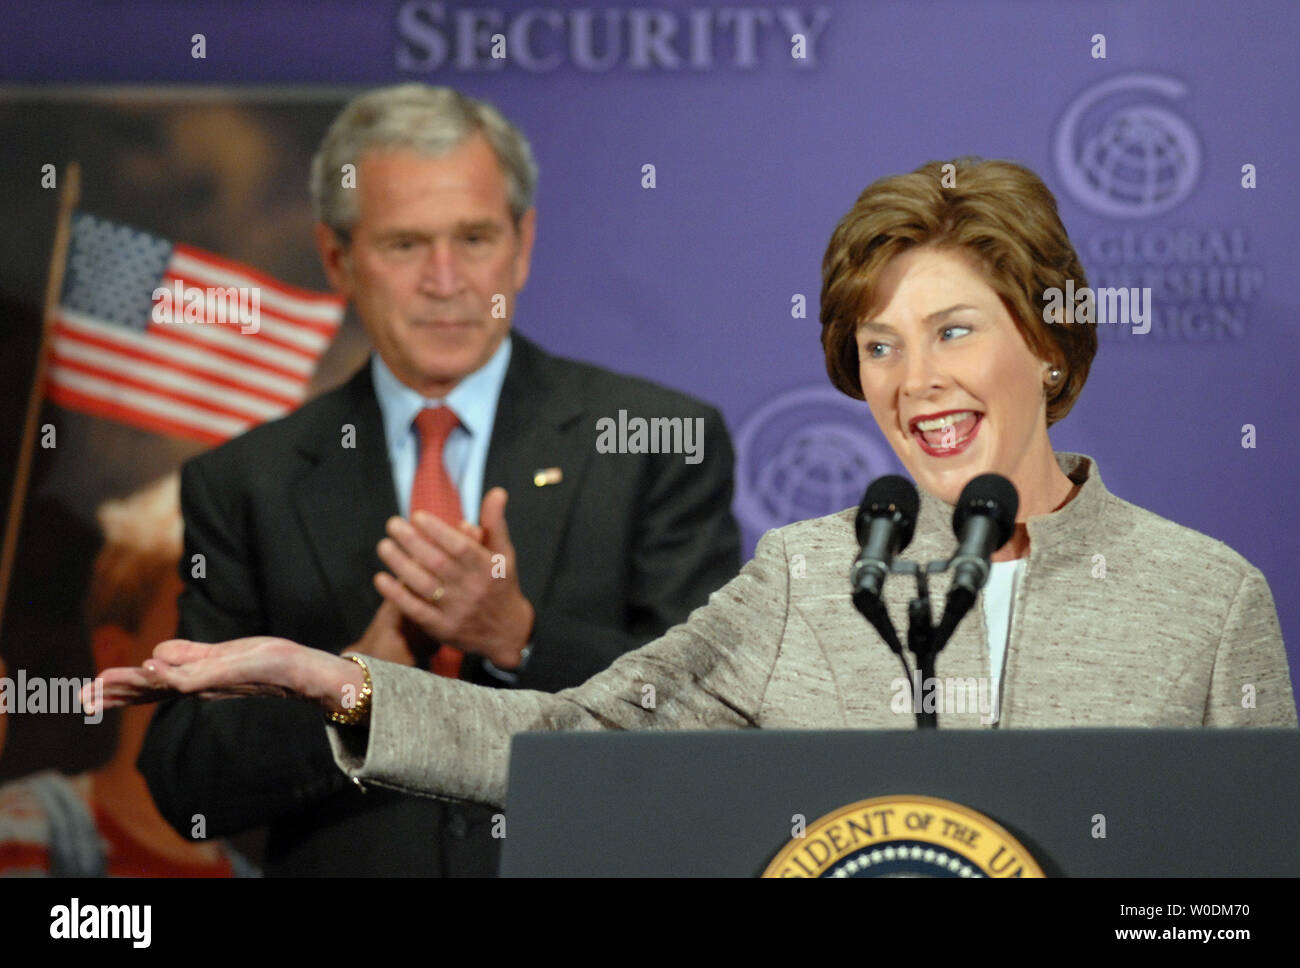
85,636,365,716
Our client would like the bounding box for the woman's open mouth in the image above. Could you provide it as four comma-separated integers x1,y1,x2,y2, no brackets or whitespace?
909,410,983,458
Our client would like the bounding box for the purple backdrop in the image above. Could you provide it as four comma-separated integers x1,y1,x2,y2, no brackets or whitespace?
3,0,1296,709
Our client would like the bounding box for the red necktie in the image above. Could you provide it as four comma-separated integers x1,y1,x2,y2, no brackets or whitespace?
410,406,464,679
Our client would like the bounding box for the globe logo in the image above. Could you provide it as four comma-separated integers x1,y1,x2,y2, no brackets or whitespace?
733,386,900,540
1054,74,1200,219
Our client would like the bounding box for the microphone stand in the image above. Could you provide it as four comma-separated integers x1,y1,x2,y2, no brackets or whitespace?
907,568,936,729
853,475,1015,729
872,558,974,729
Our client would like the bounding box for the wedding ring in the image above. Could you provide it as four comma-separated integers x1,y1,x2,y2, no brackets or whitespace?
431,585,446,604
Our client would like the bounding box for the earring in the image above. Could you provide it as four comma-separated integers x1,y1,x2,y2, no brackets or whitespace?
1047,367,1061,384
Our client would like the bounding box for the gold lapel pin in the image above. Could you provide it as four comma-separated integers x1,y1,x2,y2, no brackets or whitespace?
533,467,563,487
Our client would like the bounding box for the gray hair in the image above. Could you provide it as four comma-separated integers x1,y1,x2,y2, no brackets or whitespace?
309,84,539,235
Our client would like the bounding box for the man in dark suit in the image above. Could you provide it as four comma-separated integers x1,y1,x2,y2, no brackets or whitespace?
137,84,740,875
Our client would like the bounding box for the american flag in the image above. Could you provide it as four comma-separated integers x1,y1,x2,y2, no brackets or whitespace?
48,213,345,444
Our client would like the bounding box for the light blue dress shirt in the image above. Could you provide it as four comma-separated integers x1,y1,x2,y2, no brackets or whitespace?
371,336,512,525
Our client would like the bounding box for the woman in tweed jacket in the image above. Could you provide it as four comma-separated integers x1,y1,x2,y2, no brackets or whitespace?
95,159,1297,809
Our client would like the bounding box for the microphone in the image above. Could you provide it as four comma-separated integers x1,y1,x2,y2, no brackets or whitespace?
948,473,1019,600
850,475,919,600
929,472,1019,667
850,474,917,666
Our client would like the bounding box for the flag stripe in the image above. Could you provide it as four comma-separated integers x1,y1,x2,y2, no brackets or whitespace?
171,246,346,325
47,368,253,442
55,311,305,401
54,318,300,410
157,272,334,356
47,384,231,445
146,311,319,371
49,345,289,423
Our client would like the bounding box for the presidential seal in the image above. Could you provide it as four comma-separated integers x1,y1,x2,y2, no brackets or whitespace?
761,795,1045,878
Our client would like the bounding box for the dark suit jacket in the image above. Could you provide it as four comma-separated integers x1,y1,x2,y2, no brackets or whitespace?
137,333,740,875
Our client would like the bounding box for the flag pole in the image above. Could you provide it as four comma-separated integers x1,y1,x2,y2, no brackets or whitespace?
0,162,81,643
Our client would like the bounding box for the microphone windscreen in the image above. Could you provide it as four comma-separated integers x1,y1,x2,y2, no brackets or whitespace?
952,473,1019,549
855,474,919,551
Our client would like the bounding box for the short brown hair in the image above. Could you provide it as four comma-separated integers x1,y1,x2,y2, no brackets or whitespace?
819,157,1096,427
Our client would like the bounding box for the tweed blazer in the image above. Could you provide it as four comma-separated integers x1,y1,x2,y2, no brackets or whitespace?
329,452,1297,809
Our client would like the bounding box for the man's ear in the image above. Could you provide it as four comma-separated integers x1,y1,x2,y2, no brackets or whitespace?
313,222,354,298
512,207,537,293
